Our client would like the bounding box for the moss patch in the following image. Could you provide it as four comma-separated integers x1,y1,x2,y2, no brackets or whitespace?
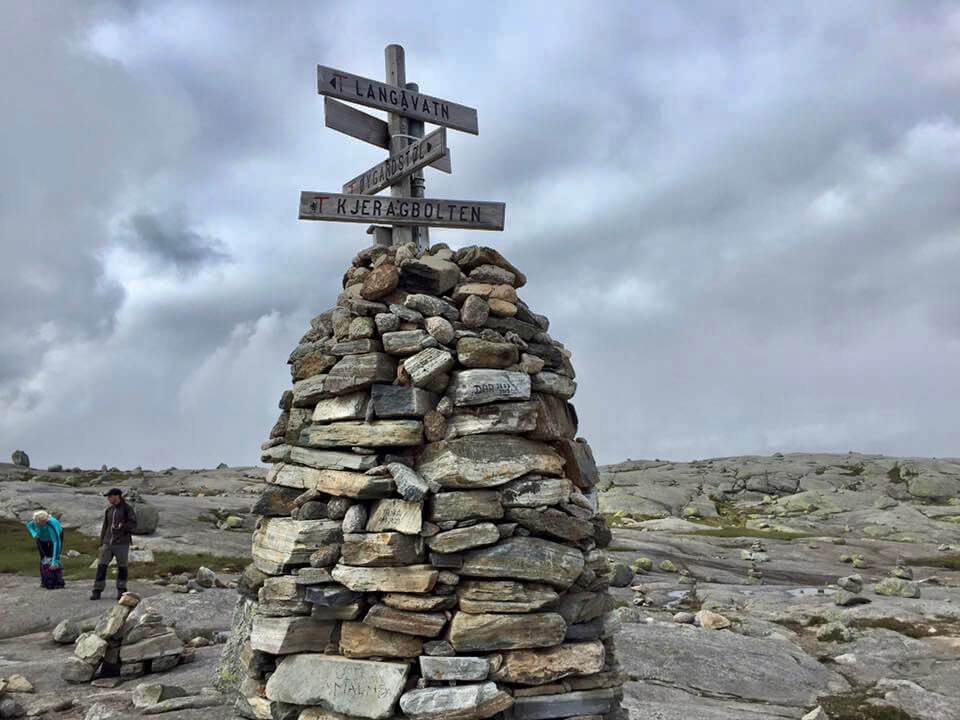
818,689,912,719
0,520,247,580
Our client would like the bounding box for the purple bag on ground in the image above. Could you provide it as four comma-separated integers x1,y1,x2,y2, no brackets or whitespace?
40,558,65,589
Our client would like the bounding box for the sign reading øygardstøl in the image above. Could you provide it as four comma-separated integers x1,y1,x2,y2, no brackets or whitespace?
318,65,479,135
343,128,448,195
324,98,452,172
299,192,504,231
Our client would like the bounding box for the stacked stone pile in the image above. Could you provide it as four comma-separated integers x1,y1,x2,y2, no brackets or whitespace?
62,593,191,684
231,242,625,720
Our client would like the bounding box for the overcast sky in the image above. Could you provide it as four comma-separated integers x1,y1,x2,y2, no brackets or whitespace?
2,1,959,470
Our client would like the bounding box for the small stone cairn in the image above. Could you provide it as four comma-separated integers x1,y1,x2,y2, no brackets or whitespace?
226,243,626,719
62,593,191,684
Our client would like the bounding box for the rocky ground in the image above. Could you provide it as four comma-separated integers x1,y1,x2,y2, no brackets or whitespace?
1,452,958,719
601,452,960,720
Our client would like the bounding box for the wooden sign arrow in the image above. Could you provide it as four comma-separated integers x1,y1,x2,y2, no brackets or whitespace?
343,128,448,195
299,192,504,231
319,65,479,135
324,98,452,172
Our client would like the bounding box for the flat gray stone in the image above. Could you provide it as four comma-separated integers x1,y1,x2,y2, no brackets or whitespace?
448,370,531,407
417,434,564,489
371,384,436,419
265,654,409,719
460,536,584,588
419,656,490,681
399,682,513,720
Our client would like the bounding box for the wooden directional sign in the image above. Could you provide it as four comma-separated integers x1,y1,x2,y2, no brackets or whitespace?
299,192,504,231
324,98,452,172
343,128,447,195
319,65,479,135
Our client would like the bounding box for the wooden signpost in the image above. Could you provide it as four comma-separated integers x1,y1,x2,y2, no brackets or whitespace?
301,44,504,246
299,193,505,231
317,65,480,135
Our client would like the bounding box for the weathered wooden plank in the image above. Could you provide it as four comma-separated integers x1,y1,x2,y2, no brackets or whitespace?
385,45,414,248
318,65,479,134
299,192,505,231
324,98,451,172
343,127,448,196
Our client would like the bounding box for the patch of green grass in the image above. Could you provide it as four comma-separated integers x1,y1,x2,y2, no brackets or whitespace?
886,464,904,484
688,527,810,541
819,689,913,719
0,520,247,581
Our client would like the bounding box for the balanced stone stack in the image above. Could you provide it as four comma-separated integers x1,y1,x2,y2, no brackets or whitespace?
62,594,190,684
235,243,625,720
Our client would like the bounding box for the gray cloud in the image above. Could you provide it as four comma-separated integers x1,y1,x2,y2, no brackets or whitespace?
120,210,230,271
2,1,959,469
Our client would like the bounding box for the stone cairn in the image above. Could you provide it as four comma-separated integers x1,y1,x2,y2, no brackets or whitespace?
226,243,626,720
61,593,190,684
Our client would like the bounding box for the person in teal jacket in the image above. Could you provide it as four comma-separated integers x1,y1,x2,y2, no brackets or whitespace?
26,510,64,584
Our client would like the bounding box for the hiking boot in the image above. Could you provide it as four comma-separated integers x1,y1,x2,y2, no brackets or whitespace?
89,590,102,600
117,590,124,600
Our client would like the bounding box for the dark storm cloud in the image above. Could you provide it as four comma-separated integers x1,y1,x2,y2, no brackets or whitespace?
120,210,230,271
1,0,959,468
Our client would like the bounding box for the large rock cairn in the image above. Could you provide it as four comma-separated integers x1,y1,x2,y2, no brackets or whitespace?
231,242,626,720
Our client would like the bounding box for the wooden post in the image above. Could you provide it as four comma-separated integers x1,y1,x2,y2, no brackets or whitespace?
385,44,413,248
367,225,392,247
406,81,429,252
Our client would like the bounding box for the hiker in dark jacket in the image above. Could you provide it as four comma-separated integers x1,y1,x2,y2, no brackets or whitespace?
91,488,137,600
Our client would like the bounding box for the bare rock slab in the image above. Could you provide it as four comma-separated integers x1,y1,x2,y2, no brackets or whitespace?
340,621,423,658
312,392,369,422
511,688,618,719
491,641,605,685
430,491,503,522
445,401,539,439
364,603,447,637
456,580,559,614
417,435,564,489
265,654,409,719
250,615,335,654
289,446,381,472
449,612,567,652
426,523,501,554
269,463,393,498
528,394,577,441
331,564,438,593
404,347,456,387
252,518,342,574
419,655,490,681
399,682,513,720
460,536,585,589
456,337,519,369
448,370,531,407
300,420,424,448
341,532,424,567
366,498,423,534
501,477,573,507
531,371,576,399
555,439,599,490
371,384,436,419
324,353,396,395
